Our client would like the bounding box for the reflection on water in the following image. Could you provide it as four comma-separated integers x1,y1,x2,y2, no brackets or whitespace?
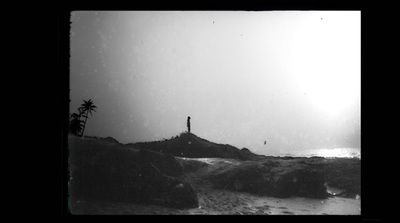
276,147,361,159
312,148,361,159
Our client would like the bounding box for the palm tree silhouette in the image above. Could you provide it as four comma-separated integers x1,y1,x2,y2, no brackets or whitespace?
78,99,97,137
69,112,84,136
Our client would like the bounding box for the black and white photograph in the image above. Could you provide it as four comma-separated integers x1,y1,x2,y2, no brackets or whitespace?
67,10,361,215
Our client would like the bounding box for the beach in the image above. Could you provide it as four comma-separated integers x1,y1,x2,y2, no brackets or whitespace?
69,156,360,215
70,187,360,215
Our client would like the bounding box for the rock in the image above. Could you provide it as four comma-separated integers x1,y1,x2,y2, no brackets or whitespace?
320,158,361,198
210,159,328,199
69,135,198,209
272,168,328,198
128,132,265,161
176,158,209,173
210,162,273,196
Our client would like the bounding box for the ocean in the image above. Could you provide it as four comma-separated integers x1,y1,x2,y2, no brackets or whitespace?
273,147,361,159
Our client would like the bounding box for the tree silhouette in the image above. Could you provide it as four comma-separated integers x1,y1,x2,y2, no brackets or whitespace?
78,99,97,137
69,112,84,136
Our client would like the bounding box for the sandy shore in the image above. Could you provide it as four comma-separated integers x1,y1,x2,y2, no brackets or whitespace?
70,185,360,215
70,157,360,215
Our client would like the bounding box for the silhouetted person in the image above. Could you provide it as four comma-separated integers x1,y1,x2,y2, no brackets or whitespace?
187,116,191,133
264,141,266,145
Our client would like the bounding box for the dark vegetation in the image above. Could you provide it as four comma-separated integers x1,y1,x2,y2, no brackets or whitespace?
69,99,97,137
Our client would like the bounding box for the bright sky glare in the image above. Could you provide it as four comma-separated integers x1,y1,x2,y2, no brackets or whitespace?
70,11,360,156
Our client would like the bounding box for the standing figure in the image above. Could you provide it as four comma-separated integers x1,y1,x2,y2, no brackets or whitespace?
187,116,191,133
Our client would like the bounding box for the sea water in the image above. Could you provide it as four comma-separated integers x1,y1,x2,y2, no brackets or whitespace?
276,147,361,159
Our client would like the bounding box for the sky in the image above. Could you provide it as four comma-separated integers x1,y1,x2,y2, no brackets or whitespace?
69,11,360,156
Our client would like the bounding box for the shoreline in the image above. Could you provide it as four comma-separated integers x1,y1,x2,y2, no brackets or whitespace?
70,187,360,215
68,135,360,215
70,156,360,215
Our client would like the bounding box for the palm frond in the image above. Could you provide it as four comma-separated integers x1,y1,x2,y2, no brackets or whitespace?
70,113,80,118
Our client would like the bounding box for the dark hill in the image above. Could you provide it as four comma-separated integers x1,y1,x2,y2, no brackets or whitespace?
84,135,121,144
69,135,199,210
125,132,265,161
